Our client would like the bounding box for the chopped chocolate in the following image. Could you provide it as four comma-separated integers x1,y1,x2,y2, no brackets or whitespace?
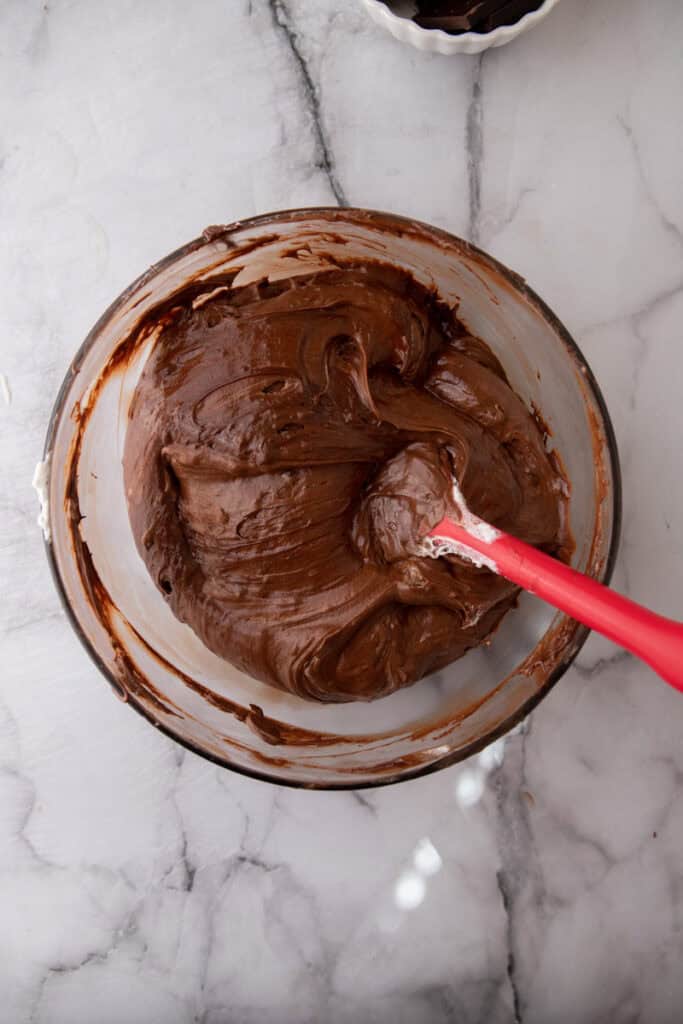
384,0,544,34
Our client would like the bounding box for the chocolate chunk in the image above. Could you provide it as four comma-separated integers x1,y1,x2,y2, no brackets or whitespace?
385,0,544,35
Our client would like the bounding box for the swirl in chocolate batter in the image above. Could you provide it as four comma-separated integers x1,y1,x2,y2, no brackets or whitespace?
123,263,571,703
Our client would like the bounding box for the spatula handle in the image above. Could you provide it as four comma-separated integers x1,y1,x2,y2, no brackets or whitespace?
429,517,683,692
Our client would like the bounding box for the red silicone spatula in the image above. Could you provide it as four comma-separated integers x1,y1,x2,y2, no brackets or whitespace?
428,514,683,692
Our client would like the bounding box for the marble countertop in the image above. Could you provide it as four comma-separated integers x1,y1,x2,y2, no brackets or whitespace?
2,0,683,1020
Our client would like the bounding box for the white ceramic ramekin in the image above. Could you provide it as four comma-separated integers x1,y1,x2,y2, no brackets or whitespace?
361,0,561,55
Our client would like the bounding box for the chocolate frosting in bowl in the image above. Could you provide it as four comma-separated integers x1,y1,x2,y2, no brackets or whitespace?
43,209,621,787
124,261,571,703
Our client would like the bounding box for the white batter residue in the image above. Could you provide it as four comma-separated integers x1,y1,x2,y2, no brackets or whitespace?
416,477,501,573
32,455,51,542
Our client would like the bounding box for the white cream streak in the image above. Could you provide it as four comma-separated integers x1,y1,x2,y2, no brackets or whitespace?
32,455,51,542
416,478,501,573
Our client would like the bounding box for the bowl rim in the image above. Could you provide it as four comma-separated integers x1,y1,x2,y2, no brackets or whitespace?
362,0,562,48
42,206,622,790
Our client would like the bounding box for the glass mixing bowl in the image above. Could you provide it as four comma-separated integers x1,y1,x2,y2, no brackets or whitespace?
43,208,621,788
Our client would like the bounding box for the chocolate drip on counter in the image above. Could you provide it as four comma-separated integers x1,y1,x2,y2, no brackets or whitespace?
384,1,544,34
124,263,570,703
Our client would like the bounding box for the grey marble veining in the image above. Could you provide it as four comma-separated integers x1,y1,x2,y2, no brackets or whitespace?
2,0,683,1021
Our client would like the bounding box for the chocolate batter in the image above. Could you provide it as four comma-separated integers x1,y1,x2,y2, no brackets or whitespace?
124,263,570,703
383,1,544,33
